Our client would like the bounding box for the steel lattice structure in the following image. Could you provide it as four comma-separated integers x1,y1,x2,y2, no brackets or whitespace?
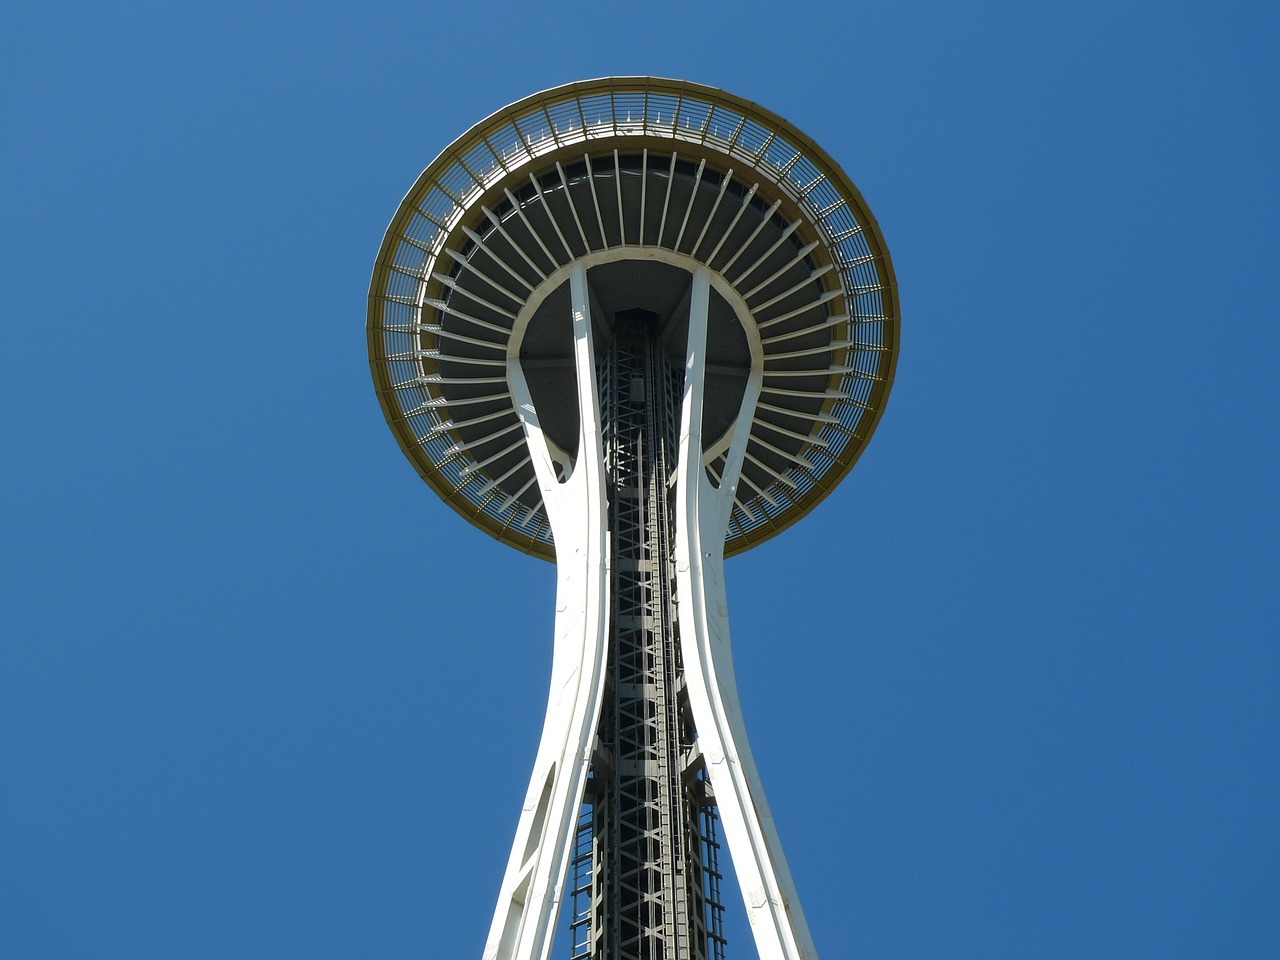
367,77,898,960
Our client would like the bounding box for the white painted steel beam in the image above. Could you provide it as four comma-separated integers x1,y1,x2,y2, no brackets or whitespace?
673,267,818,960
482,263,611,960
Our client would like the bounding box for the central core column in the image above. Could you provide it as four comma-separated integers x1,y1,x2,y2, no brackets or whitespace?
568,308,726,960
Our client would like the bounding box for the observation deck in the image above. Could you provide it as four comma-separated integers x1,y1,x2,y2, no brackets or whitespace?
368,77,899,558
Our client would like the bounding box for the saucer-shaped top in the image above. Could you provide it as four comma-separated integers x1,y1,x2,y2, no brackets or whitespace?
368,77,898,560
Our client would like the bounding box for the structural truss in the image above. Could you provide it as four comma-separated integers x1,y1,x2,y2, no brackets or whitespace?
367,77,899,960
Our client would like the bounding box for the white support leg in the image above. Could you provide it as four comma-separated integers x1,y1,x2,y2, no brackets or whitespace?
674,267,819,960
483,262,611,960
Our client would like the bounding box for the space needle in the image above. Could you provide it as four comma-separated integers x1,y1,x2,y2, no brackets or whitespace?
367,77,898,960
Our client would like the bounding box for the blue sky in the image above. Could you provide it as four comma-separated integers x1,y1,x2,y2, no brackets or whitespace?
2,2,1277,958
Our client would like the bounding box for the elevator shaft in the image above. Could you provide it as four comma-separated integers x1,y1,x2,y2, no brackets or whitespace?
567,311,725,960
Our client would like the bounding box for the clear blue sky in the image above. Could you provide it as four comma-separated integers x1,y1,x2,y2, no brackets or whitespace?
3,2,1277,958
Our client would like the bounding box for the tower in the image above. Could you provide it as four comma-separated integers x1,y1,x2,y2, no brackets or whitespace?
367,78,898,960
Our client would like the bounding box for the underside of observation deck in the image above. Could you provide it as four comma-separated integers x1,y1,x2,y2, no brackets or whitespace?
368,77,898,560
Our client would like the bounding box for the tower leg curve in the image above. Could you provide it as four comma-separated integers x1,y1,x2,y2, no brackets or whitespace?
482,264,611,960
673,268,819,960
